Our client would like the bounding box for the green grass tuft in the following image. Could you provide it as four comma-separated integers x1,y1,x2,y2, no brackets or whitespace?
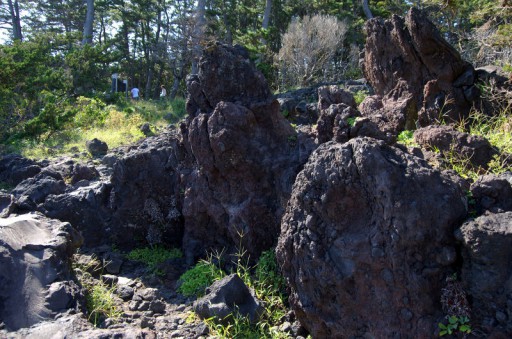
127,246,182,271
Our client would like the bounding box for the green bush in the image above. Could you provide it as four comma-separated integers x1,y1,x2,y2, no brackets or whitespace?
397,130,416,147
73,96,108,128
177,260,225,297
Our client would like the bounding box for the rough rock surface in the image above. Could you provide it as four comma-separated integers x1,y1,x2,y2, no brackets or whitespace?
86,138,108,157
186,43,271,116
276,137,467,338
193,274,264,325
457,212,512,335
0,154,41,187
362,8,477,127
414,125,498,169
182,43,311,261
315,86,360,144
470,173,512,214
108,128,186,249
0,213,83,330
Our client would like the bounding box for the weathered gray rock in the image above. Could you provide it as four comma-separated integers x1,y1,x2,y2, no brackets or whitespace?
276,137,467,338
0,213,83,330
13,173,66,208
0,192,15,217
40,181,112,247
457,212,512,335
193,274,263,324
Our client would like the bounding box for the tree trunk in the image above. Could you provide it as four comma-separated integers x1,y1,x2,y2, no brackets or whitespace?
82,0,95,44
362,0,373,20
7,0,22,41
262,0,272,30
191,0,206,74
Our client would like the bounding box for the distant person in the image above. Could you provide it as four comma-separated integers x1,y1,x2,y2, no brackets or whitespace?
160,85,167,99
131,87,140,100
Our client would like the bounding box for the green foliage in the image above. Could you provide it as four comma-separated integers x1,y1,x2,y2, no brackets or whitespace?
181,245,289,338
72,97,108,129
85,281,123,327
347,117,357,128
353,90,368,106
73,254,122,327
438,315,472,336
177,259,225,297
397,130,416,147
127,246,182,271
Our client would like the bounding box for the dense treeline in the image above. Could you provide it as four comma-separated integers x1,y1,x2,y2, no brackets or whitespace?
0,0,510,143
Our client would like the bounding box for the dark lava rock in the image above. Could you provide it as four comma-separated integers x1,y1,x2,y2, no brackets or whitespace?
414,125,498,170
470,173,512,214
86,138,108,157
457,212,512,335
362,8,476,127
276,137,467,338
193,274,264,325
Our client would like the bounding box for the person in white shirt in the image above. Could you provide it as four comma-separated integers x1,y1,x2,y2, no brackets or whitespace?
131,87,140,100
160,85,167,100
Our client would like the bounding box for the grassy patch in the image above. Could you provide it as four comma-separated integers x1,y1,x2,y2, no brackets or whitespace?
85,281,123,327
353,90,369,106
177,256,225,297
178,248,289,338
3,97,187,160
127,246,182,271
73,254,122,327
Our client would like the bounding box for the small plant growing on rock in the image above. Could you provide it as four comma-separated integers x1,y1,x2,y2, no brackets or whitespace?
438,274,472,337
397,130,416,147
73,254,122,327
438,315,472,336
85,281,122,327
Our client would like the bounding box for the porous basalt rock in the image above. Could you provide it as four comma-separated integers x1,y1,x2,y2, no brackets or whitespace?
182,43,312,261
457,212,512,335
413,125,498,170
470,173,512,214
276,137,467,338
362,8,476,128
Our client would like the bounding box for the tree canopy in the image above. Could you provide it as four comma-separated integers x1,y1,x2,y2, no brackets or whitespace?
0,0,510,142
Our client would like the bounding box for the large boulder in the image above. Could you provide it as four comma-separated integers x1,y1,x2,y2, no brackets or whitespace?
40,181,112,247
457,212,512,335
362,8,477,128
182,43,310,261
276,137,467,337
0,213,83,330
